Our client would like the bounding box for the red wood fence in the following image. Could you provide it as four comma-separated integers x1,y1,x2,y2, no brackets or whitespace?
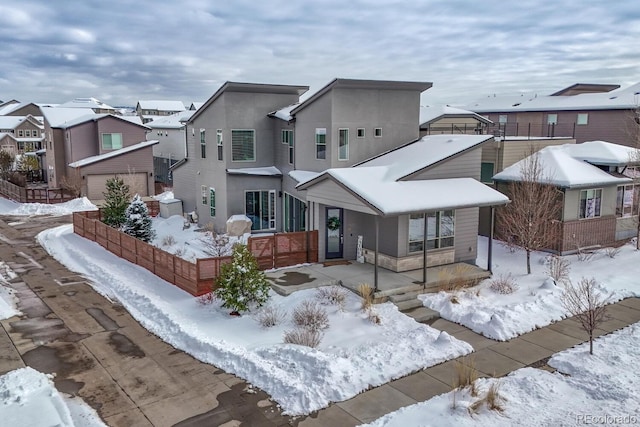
73,211,318,296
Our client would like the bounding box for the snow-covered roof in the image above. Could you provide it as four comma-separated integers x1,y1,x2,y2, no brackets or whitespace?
289,170,320,184
58,97,116,110
40,107,96,127
268,103,299,122
493,145,633,188
419,105,493,126
298,133,507,215
466,82,640,113
563,140,640,166
0,116,24,129
146,111,195,129
58,113,149,130
226,166,282,176
68,140,158,168
137,100,186,112
357,134,494,181
0,102,25,115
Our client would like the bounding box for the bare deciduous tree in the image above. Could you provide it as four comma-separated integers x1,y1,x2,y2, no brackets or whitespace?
60,168,83,197
199,223,231,257
497,149,563,273
561,277,610,355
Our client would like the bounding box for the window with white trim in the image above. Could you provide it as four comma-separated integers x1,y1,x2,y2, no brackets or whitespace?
201,185,207,205
216,129,223,161
101,133,123,150
209,188,216,216
579,188,602,219
245,190,276,231
231,129,255,161
577,113,589,125
338,128,349,160
374,127,382,137
547,114,558,125
282,130,294,164
357,128,365,138
315,128,326,159
200,129,206,158
18,130,24,137
616,184,638,217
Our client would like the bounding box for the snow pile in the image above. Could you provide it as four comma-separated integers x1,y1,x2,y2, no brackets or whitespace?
153,190,174,201
420,237,639,340
364,322,640,427
1,197,97,216
0,367,105,427
37,224,473,415
0,261,21,319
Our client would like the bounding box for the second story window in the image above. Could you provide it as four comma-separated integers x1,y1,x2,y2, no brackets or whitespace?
315,128,326,159
547,114,558,125
200,129,206,158
357,128,365,138
338,129,349,161
231,129,255,162
374,127,382,137
102,133,123,150
282,130,294,164
18,130,24,137
216,129,223,161
577,113,589,125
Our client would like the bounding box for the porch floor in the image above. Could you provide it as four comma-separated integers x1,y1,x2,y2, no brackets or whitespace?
266,261,491,298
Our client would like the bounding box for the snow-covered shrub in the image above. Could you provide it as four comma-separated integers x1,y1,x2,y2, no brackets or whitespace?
161,235,176,247
292,300,329,332
315,285,347,309
197,291,216,305
283,327,323,348
122,195,156,243
546,255,570,285
366,307,381,325
604,246,621,258
214,244,270,314
255,305,286,328
489,274,518,294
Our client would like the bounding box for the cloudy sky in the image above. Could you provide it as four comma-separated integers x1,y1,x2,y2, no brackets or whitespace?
1,0,638,107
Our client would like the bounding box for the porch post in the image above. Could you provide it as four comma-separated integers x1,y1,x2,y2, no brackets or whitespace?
422,213,428,289
488,206,495,273
374,215,379,292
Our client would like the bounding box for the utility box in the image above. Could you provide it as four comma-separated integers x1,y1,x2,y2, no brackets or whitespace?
159,198,183,218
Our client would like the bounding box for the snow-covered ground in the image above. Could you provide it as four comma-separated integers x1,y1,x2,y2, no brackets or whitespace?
420,237,640,340
0,196,97,216
364,322,640,427
37,224,472,415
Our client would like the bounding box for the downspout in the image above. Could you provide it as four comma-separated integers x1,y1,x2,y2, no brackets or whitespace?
422,213,428,288
374,216,379,292
488,207,495,273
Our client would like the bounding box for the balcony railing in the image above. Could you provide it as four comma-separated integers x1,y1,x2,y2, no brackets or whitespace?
422,122,576,139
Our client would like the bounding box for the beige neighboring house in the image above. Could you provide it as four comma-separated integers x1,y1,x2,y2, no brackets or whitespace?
136,100,186,123
0,115,44,154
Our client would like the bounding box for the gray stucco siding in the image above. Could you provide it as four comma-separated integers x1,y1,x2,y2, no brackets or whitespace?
409,148,482,181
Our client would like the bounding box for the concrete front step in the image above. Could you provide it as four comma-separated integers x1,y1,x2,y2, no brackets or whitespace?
402,306,440,323
388,290,425,303
394,298,424,311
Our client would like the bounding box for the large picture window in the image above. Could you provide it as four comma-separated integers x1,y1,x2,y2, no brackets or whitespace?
231,129,255,161
408,210,455,253
579,188,602,219
102,133,123,150
315,128,326,160
245,190,276,231
616,185,638,217
338,128,349,160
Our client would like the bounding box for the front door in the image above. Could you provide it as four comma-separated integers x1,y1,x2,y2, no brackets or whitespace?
325,207,343,259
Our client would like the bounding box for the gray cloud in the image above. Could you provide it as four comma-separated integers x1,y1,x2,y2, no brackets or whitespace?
0,0,637,107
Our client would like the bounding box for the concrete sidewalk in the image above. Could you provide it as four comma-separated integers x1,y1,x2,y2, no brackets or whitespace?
299,297,640,426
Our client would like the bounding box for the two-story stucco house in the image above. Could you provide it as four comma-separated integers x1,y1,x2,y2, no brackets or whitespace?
146,110,195,186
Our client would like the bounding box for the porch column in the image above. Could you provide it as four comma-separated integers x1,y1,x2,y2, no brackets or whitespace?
374,215,379,292
488,206,495,273
422,213,428,289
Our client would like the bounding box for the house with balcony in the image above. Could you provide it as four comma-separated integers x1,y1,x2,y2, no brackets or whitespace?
493,140,640,253
40,107,156,198
136,100,186,123
465,82,640,146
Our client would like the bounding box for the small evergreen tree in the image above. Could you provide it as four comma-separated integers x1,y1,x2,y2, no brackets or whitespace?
102,177,130,227
215,244,270,314
122,194,156,242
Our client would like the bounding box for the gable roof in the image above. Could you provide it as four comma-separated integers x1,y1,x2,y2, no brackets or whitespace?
563,140,640,167
146,111,195,129
298,134,507,216
0,116,25,129
466,82,640,113
136,100,186,111
68,140,158,168
57,113,151,130
419,105,493,127
492,144,633,188
290,78,432,116
58,97,116,111
41,107,96,128
188,81,309,124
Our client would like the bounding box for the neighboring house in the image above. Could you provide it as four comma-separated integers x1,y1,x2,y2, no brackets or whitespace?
40,107,156,197
0,102,50,117
0,115,44,154
146,110,195,185
136,100,186,123
297,135,509,270
493,140,640,253
419,105,492,136
465,82,640,146
58,98,119,114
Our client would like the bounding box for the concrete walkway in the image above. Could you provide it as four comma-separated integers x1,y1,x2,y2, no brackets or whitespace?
298,297,640,426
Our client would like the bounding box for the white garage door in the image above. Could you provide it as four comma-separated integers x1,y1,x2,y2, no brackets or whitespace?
86,173,148,200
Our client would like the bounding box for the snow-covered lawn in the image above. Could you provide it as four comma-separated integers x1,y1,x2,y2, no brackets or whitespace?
0,196,97,216
420,237,640,340
37,224,473,415
364,321,640,427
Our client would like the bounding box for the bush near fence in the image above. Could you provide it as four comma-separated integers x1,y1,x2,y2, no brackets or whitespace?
73,210,318,296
